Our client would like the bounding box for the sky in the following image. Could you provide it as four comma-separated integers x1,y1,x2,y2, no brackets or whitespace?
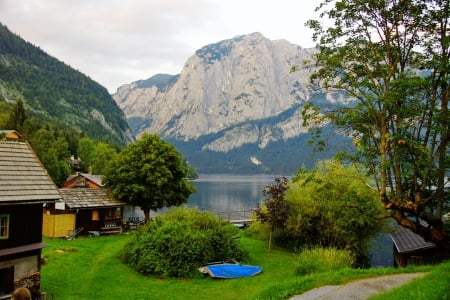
0,0,323,93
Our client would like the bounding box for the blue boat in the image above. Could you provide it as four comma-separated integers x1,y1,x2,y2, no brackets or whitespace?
199,262,263,279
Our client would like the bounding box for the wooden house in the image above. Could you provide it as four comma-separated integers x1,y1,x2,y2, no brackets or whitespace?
61,173,103,189
0,141,60,299
43,188,125,238
390,226,444,267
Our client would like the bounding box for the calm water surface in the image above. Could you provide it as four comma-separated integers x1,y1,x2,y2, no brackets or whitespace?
187,174,278,213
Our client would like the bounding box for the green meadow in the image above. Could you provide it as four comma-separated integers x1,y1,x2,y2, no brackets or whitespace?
41,233,448,300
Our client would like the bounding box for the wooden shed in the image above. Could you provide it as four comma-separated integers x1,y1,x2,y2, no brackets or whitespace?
43,188,126,237
0,141,61,299
390,226,444,267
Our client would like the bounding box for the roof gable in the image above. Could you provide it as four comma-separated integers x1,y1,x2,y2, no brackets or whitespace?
59,188,126,209
390,226,436,254
0,141,61,203
63,173,104,188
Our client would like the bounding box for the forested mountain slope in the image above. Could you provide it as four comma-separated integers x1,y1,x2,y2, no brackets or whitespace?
0,23,134,146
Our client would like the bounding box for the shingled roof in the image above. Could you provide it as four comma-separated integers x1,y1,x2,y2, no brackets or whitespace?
59,188,126,209
0,141,61,203
390,226,436,254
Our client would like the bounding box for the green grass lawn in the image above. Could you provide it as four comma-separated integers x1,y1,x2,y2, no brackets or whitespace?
41,233,448,300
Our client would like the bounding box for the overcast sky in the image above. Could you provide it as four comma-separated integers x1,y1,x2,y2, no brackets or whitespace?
0,0,322,93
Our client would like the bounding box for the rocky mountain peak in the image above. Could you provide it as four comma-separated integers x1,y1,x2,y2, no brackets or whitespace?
114,32,317,140
112,33,349,174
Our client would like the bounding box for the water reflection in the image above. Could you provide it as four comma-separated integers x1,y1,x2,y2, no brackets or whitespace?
187,174,279,213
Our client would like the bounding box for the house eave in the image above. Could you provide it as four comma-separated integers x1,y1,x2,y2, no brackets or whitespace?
0,242,47,257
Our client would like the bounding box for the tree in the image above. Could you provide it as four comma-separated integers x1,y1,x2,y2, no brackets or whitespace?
103,133,195,221
77,136,96,173
306,0,449,245
6,98,26,131
91,142,117,175
286,160,386,265
30,127,71,185
254,177,291,251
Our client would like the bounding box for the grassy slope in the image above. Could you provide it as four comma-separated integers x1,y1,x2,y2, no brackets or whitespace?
41,233,447,300
41,234,299,300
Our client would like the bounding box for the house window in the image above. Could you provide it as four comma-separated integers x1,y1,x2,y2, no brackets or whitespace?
0,214,9,239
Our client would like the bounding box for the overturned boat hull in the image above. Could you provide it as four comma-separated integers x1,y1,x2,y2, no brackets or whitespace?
200,263,262,279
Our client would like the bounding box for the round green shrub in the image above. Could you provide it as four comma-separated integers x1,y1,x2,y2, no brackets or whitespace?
121,207,248,278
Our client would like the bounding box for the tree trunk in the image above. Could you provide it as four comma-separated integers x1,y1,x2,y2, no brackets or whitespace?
268,228,272,252
391,208,446,246
142,208,151,223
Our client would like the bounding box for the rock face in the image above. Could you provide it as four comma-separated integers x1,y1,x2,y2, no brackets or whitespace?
113,33,351,174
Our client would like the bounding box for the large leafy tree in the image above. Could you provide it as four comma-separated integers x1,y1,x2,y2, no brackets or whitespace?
286,160,386,265
103,133,195,221
306,0,449,245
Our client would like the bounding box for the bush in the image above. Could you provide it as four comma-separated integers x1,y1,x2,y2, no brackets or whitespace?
295,247,352,275
121,208,248,278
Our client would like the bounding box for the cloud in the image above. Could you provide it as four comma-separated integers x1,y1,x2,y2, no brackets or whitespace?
0,0,320,92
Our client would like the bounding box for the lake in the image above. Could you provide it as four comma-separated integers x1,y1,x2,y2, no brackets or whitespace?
187,174,276,213
127,174,394,267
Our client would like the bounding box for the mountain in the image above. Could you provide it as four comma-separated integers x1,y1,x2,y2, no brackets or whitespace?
113,33,353,174
0,23,134,146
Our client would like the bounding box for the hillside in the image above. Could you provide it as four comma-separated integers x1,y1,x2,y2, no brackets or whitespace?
0,23,134,146
113,33,353,174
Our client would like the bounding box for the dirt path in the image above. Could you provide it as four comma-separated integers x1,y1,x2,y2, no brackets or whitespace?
289,272,427,300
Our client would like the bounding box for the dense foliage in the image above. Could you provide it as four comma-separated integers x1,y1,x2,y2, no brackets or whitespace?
121,208,248,278
0,23,131,146
103,133,195,221
271,160,386,265
306,0,449,245
288,161,386,259
0,98,119,185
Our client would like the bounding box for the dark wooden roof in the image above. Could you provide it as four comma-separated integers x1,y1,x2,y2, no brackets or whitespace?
0,141,61,203
59,188,126,209
390,226,436,254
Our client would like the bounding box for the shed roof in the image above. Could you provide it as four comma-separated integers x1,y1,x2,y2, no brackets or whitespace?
390,226,436,254
59,188,126,209
0,141,61,203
